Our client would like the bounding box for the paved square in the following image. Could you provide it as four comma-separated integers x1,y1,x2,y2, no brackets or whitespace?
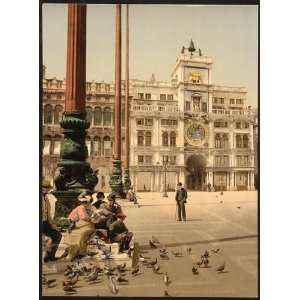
43,191,258,297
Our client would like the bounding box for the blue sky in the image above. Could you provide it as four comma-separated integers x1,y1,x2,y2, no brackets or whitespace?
43,4,258,107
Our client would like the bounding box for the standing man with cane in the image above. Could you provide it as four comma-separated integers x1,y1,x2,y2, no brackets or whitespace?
175,182,188,222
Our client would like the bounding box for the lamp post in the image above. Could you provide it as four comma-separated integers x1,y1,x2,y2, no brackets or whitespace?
162,156,168,197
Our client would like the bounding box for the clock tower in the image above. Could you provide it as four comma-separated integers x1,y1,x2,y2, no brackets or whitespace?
172,40,214,189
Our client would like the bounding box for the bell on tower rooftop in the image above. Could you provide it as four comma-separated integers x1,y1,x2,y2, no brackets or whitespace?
188,39,196,54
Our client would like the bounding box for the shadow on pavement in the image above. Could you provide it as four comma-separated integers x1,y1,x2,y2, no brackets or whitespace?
140,234,258,250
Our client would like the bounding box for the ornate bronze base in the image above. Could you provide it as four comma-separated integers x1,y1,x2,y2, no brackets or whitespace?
52,112,98,218
109,159,126,199
123,167,132,194
52,190,80,220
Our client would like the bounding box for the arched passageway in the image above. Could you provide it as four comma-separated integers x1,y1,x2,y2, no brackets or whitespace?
185,155,206,190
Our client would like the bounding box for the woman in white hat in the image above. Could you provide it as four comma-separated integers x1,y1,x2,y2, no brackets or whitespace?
64,192,98,261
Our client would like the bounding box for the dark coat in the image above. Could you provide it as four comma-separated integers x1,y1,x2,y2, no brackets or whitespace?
175,188,187,202
109,220,128,239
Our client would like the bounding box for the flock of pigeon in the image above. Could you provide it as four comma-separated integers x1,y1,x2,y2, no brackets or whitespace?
43,234,227,296
43,191,235,296
147,236,227,296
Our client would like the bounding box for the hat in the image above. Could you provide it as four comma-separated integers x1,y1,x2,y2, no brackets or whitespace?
96,192,105,199
42,180,52,189
116,212,126,219
107,193,116,201
78,191,92,203
91,192,104,206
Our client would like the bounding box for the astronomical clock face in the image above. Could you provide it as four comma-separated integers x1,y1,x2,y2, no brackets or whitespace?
185,122,208,147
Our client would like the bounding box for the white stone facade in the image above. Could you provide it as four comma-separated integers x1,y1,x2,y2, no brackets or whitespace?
42,48,257,192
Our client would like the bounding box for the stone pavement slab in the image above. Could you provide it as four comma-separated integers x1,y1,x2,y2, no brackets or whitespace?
43,191,258,297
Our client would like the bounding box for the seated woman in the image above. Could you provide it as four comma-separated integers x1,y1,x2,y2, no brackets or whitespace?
64,192,98,261
108,213,133,252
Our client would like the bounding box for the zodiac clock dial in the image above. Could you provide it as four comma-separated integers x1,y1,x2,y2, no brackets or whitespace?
185,122,208,146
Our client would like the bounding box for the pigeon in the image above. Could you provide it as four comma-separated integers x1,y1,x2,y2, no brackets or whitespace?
108,276,119,295
149,258,158,266
45,278,57,288
172,250,183,257
163,273,171,286
211,248,220,254
86,268,100,282
160,252,169,259
116,274,129,284
128,247,134,258
149,240,157,248
152,264,160,273
164,290,171,297
160,248,167,254
203,257,209,268
187,247,192,255
196,259,204,267
220,191,223,195
132,265,139,276
67,271,79,279
104,265,116,272
216,262,226,273
64,265,73,276
116,263,127,273
237,206,241,209
219,201,223,204
42,274,47,285
203,250,210,258
63,285,77,293
63,273,79,286
117,262,126,270
151,235,160,244
87,251,98,257
192,265,198,274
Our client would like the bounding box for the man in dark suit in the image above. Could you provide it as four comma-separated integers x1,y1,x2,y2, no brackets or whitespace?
175,182,188,222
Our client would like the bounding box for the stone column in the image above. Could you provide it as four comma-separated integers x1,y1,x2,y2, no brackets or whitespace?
226,172,230,191
247,171,251,190
53,4,98,219
109,4,126,198
230,171,236,191
123,4,131,193
250,171,255,190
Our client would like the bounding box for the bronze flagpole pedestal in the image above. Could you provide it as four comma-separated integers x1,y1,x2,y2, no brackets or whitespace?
109,4,126,199
52,4,98,218
123,4,131,194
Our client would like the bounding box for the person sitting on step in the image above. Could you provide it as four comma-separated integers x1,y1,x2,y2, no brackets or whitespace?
108,212,133,252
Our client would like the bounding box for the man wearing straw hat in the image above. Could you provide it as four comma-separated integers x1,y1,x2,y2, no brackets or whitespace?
42,180,62,262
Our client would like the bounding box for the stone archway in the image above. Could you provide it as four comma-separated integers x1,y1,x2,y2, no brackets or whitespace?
185,155,206,190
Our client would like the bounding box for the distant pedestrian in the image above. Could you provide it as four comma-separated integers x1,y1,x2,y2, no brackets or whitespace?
127,186,138,205
175,182,188,222
208,182,212,192
42,180,62,262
